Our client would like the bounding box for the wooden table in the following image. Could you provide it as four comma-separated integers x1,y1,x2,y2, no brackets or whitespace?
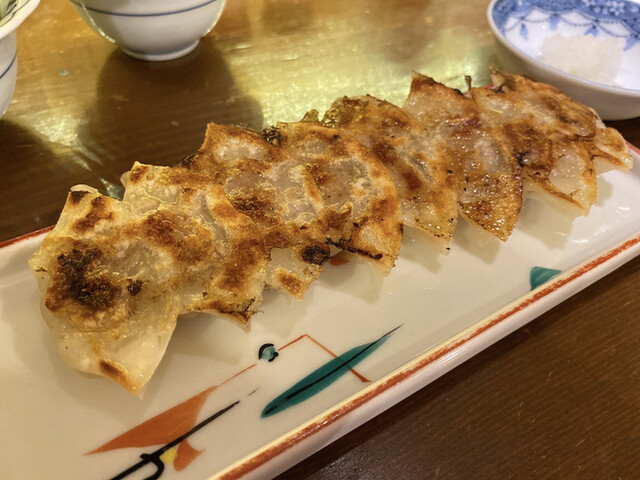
2,0,639,478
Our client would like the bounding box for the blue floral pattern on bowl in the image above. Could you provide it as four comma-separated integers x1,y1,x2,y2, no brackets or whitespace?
492,0,640,50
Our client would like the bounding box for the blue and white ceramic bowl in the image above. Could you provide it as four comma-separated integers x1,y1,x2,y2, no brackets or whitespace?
488,0,640,120
0,0,39,118
70,0,227,61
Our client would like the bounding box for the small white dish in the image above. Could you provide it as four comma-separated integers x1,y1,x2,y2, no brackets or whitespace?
0,0,39,118
488,0,640,120
70,0,227,61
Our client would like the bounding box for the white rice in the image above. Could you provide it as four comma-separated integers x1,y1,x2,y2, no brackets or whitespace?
539,34,629,88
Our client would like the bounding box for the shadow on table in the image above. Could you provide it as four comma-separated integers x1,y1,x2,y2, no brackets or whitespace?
0,120,67,240
259,0,314,36
77,38,263,180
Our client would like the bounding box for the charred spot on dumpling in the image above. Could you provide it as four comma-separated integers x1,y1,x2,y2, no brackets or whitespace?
177,153,197,169
70,275,118,309
262,126,282,146
326,237,384,261
127,164,152,184
301,245,330,265
69,190,90,204
72,196,115,233
47,247,119,311
127,279,143,296
99,360,128,384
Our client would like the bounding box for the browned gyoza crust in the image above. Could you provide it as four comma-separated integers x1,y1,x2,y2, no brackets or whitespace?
28,69,634,396
29,172,267,394
321,95,458,252
175,123,330,299
264,122,403,273
471,71,632,216
122,163,267,319
403,73,523,241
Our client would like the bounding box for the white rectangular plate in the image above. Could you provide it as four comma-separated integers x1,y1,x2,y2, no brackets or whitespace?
2,148,639,480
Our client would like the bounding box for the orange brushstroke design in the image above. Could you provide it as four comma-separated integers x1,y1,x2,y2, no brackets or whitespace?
86,332,369,475
175,439,203,471
87,363,258,472
87,385,218,454
280,334,370,382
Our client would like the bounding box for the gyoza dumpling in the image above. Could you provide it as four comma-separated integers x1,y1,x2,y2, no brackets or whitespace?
122,162,267,319
29,189,183,394
403,73,522,241
471,71,632,215
487,70,632,172
263,121,403,274
321,95,458,252
177,124,329,300
29,174,267,394
591,121,632,173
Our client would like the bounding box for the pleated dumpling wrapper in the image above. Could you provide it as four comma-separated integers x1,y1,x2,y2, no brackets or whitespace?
29,176,267,394
176,123,330,300
471,70,632,216
121,162,268,320
403,72,523,241
263,121,403,274
321,95,458,253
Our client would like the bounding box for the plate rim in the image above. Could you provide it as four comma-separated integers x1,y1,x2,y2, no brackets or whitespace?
215,228,640,479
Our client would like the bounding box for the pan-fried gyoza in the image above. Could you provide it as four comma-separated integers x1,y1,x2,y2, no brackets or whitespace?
470,71,631,215
29,180,267,394
321,95,458,252
263,121,404,274
121,162,268,320
28,70,633,394
403,72,523,241
173,124,330,300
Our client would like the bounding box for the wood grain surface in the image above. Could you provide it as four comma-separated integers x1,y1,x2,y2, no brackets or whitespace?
1,0,639,478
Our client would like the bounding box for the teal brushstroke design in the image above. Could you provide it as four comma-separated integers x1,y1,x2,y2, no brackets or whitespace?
530,266,561,290
261,326,401,418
